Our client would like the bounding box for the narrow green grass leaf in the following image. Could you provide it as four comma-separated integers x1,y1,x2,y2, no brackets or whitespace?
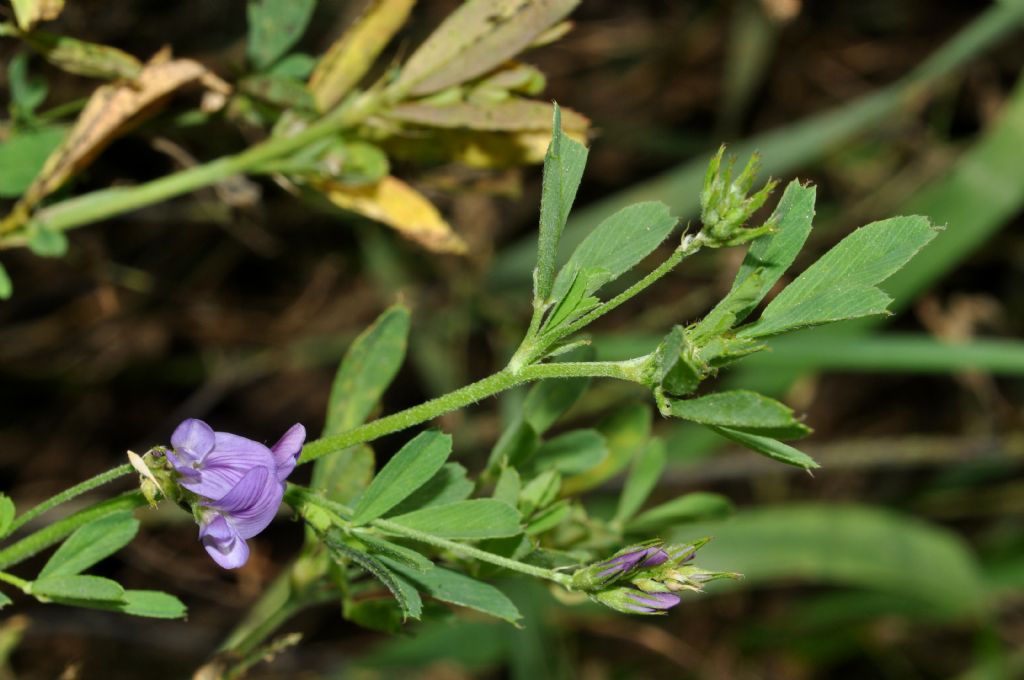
534,104,589,303
681,504,989,618
712,426,819,470
0,592,11,609
667,390,810,439
614,439,667,524
549,201,678,304
387,499,522,539
740,216,938,338
382,558,522,625
626,492,733,533
38,511,139,579
246,0,317,71
31,574,125,603
352,430,452,524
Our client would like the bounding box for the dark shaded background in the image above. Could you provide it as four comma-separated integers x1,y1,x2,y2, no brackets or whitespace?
1,1,1022,678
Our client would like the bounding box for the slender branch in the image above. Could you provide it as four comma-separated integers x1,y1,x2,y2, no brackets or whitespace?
1,90,384,244
299,360,640,464
7,463,134,535
0,492,147,571
370,516,571,586
0,571,30,592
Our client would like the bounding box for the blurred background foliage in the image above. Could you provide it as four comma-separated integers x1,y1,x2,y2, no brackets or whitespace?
0,0,1023,678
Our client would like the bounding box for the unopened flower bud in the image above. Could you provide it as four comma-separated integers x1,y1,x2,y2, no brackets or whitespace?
699,146,777,248
593,586,681,615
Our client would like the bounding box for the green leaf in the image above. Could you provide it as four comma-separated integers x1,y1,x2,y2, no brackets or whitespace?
666,390,811,439
0,126,66,198
38,511,139,579
549,201,678,304
387,500,522,540
311,444,375,505
739,215,939,338
8,52,48,120
388,463,474,516
31,574,125,604
563,402,652,495
681,504,989,618
487,420,538,471
114,590,187,619
492,466,521,506
525,499,571,535
324,531,422,620
524,429,606,475
26,224,68,258
357,535,433,572
0,494,15,538
517,470,560,517
0,262,10,300
521,373,590,435
542,266,603,330
352,430,452,525
534,103,588,304
381,558,522,625
246,0,317,71
712,425,819,470
0,592,11,609
626,492,732,533
614,438,666,524
727,181,816,321
394,0,579,96
323,304,410,436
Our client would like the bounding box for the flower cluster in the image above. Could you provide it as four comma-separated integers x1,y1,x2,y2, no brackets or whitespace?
699,146,777,248
166,418,305,569
572,539,739,615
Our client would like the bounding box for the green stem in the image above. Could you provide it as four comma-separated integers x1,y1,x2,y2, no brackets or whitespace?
0,491,147,571
1,90,384,244
7,463,134,535
533,236,702,358
370,516,571,586
0,571,29,592
298,360,641,464
287,486,570,586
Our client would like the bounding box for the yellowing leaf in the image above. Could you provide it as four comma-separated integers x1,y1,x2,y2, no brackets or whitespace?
11,0,65,31
22,30,143,80
382,128,587,168
309,0,417,112
315,176,467,254
394,0,579,97
4,53,214,228
387,99,589,132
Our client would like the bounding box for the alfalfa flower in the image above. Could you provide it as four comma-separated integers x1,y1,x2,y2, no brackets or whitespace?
166,418,305,569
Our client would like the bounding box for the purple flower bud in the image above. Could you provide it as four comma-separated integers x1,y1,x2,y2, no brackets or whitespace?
572,542,672,590
592,586,681,615
167,419,305,569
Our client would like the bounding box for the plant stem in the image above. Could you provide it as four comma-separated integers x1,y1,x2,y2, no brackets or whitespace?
288,486,571,586
7,463,134,535
0,571,29,592
370,516,572,586
0,491,146,571
1,90,384,244
298,360,641,464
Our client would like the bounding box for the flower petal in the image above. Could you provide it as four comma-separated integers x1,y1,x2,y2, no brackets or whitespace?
170,419,215,464
199,514,250,569
180,432,275,500
269,423,306,481
210,466,283,539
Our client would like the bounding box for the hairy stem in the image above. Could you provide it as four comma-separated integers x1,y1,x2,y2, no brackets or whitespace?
299,360,641,464
7,463,134,535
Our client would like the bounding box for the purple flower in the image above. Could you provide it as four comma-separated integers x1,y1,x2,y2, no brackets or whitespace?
571,542,671,590
593,586,681,615
167,419,305,569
